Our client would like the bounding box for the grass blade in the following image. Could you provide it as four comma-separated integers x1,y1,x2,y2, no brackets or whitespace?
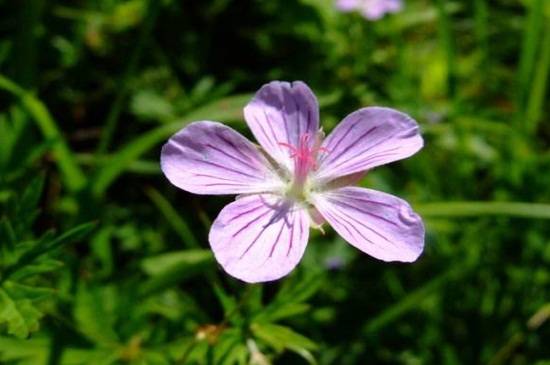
0,74,87,192
417,201,550,219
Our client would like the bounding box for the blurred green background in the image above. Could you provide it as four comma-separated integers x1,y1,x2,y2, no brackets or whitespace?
1,0,550,364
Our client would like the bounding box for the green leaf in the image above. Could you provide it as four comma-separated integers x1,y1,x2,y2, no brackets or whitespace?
91,122,181,197
213,329,248,365
181,93,251,124
3,281,54,302
74,284,120,345
252,274,322,323
213,283,238,319
0,337,48,364
274,273,324,304
416,201,550,219
0,287,42,339
139,249,215,298
0,74,87,192
4,222,96,282
254,302,310,323
130,89,175,122
251,323,318,364
19,173,45,215
0,217,17,258
60,347,120,365
9,258,64,281
145,187,200,248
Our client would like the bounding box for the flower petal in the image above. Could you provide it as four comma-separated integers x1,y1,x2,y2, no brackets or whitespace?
360,0,403,20
209,194,310,283
161,121,282,195
310,186,424,262
335,0,360,12
244,81,320,172
314,107,422,185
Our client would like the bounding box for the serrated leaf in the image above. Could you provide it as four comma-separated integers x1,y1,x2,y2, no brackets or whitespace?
3,281,54,302
10,258,64,281
4,222,95,282
0,287,42,339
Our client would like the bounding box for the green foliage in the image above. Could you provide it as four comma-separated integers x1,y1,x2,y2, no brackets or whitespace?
0,176,95,339
1,0,550,364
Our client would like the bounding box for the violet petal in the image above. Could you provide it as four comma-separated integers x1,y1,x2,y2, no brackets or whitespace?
209,194,310,283
335,0,360,11
310,186,424,262
315,107,423,185
361,0,403,20
161,121,282,195
244,81,320,172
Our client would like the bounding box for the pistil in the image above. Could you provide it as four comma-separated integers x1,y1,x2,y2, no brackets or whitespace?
279,134,329,200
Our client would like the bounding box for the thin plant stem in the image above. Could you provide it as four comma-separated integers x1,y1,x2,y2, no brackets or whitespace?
515,0,544,131
416,201,550,219
435,0,457,102
525,19,550,133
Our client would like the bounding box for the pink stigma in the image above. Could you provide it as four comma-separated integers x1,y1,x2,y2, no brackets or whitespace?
279,134,329,192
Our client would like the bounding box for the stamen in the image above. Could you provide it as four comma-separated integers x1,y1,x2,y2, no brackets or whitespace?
278,142,299,157
279,133,330,197
279,136,330,171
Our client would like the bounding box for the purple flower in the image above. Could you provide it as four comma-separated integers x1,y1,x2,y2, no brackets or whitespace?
161,81,424,283
336,0,403,20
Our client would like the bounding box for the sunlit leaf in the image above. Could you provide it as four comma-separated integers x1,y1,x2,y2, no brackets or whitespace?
0,287,42,339
139,249,215,298
251,323,317,364
74,284,120,345
0,337,48,364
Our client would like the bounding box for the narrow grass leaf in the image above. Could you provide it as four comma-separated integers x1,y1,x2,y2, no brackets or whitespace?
91,92,252,197
417,202,550,219
0,74,86,192
516,0,544,125
525,20,550,133
145,187,200,248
